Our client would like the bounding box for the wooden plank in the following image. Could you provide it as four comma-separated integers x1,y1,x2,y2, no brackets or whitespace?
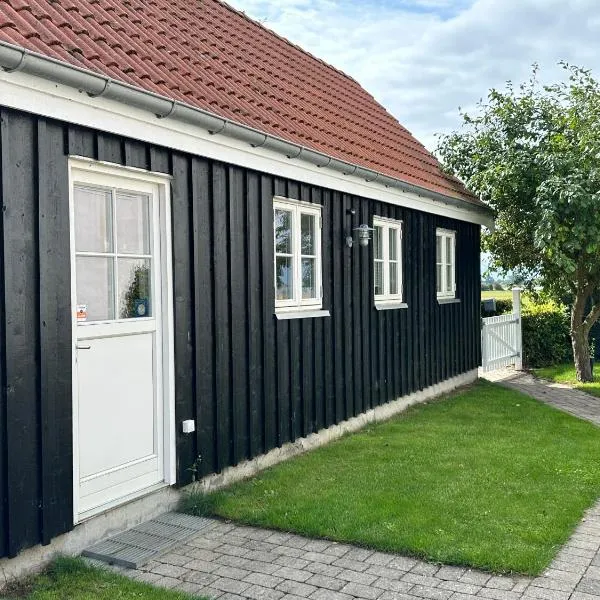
37,119,73,544
260,175,276,452
170,153,196,483
95,132,123,164
212,162,232,469
342,194,353,418
228,166,248,463
331,191,344,421
66,125,95,158
423,217,432,389
2,110,41,556
371,201,381,406
191,157,216,476
0,112,7,558
276,320,291,445
149,147,171,174
312,186,324,432
407,210,417,393
352,195,363,415
360,197,372,408
289,319,301,440
246,171,263,457
321,190,335,428
124,140,148,170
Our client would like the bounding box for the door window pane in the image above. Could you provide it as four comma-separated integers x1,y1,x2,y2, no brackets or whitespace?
275,209,293,254
74,186,113,253
302,258,316,299
118,258,152,318
76,256,115,321
301,213,315,255
276,256,293,300
116,192,151,254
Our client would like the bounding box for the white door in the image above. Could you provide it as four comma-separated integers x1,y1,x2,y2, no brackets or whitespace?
71,166,168,521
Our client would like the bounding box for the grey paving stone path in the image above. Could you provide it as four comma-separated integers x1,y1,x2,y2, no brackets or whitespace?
103,370,600,600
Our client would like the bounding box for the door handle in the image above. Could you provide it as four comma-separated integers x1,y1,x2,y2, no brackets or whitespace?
76,344,91,350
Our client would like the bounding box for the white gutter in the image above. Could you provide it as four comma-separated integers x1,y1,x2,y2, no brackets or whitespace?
0,40,492,221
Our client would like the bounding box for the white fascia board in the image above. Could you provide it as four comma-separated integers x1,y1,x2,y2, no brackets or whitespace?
0,70,492,227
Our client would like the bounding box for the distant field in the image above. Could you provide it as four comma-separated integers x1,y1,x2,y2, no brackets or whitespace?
481,289,513,300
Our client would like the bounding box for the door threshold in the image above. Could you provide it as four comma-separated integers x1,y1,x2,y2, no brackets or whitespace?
77,482,169,524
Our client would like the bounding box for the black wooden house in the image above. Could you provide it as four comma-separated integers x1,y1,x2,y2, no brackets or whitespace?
0,0,492,563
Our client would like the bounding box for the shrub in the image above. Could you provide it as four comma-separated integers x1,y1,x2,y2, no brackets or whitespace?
522,302,571,368
481,298,513,317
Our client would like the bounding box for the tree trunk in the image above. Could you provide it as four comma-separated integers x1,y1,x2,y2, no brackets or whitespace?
571,326,592,382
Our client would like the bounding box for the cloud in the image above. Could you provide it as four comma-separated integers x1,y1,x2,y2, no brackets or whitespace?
227,0,600,150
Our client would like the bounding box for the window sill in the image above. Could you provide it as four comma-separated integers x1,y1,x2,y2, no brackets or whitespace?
375,302,408,311
437,297,461,305
275,309,330,320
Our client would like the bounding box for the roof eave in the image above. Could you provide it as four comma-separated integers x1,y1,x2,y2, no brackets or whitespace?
0,40,494,226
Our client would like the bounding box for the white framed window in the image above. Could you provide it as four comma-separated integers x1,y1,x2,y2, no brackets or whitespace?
274,197,322,312
373,217,403,305
436,228,456,299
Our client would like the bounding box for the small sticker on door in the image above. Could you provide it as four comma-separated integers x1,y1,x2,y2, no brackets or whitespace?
76,304,88,321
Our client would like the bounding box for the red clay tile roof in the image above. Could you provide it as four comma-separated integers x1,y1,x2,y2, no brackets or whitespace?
0,0,483,207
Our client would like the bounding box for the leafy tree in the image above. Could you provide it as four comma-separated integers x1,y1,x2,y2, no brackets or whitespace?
437,64,600,381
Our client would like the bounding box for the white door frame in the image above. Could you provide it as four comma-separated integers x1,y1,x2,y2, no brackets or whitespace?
68,156,176,524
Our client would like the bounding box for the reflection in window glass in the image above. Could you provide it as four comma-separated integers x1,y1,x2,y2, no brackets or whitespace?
276,256,293,300
118,258,152,319
275,209,293,254
76,256,115,321
117,192,151,254
302,258,316,298
374,226,383,260
390,262,398,295
74,186,113,253
389,229,397,261
374,262,384,296
301,214,315,255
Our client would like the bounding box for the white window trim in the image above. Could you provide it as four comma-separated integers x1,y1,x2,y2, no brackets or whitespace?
274,197,323,313
436,228,456,299
373,216,403,306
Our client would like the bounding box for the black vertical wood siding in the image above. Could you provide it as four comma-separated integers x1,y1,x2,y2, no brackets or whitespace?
0,107,481,559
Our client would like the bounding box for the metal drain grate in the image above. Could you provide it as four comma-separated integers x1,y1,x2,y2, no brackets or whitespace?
82,512,213,569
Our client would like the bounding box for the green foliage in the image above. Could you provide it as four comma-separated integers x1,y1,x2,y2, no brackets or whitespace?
535,363,600,398
178,488,217,517
120,264,150,319
481,298,513,317
437,64,600,378
4,556,206,600
522,302,571,367
201,381,600,575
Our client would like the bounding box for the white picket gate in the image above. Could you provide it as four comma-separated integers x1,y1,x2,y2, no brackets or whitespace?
481,288,523,372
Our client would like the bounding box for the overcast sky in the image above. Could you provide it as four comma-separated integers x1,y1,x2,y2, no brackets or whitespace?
227,0,600,151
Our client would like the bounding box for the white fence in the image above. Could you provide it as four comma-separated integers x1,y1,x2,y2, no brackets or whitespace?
481,288,523,372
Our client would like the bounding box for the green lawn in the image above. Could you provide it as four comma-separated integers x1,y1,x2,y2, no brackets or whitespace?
189,380,600,575
535,363,600,398
481,289,513,300
3,557,206,600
